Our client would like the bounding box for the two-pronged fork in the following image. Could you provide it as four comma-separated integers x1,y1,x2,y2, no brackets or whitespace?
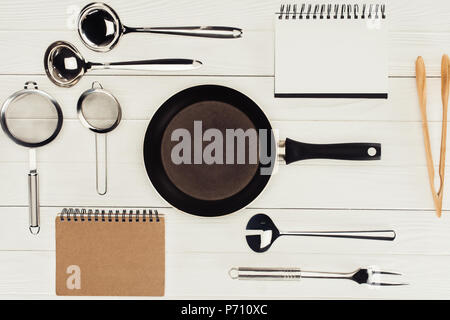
229,267,407,286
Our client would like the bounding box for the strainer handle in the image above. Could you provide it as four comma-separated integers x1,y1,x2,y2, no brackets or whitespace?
28,172,40,235
95,134,107,196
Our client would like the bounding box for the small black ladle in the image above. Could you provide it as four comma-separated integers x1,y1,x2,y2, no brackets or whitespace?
246,214,396,253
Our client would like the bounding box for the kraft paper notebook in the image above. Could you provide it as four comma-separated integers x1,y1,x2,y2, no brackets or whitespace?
275,3,388,99
56,208,165,296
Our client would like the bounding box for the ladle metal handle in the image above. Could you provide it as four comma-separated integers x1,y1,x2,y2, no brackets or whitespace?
90,59,202,72
125,26,243,39
281,230,396,241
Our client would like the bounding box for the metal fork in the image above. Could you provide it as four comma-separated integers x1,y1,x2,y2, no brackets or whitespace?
229,267,407,286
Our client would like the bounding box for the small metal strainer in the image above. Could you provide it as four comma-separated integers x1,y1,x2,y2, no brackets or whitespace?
1,81,63,234
77,82,122,195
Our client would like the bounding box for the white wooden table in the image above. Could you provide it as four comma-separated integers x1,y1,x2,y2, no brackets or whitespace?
1,0,450,299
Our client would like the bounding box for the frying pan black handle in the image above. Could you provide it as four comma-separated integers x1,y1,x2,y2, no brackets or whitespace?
284,138,381,164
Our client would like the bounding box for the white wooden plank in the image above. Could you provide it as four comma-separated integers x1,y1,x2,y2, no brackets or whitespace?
0,207,449,256
0,161,435,208
166,252,447,299
0,0,273,31
0,30,449,76
1,0,449,32
0,118,448,210
0,30,272,76
0,119,447,167
0,0,449,300
389,32,450,77
0,250,448,299
0,76,446,123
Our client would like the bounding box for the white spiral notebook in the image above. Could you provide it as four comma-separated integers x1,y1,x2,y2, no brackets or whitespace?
275,3,388,99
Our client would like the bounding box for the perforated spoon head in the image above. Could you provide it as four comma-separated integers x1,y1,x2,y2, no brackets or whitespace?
246,214,280,253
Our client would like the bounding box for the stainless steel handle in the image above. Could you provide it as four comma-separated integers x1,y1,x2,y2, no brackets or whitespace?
129,26,243,39
95,134,107,196
229,267,301,281
299,270,353,280
28,172,40,235
229,267,353,281
281,230,396,241
91,59,202,72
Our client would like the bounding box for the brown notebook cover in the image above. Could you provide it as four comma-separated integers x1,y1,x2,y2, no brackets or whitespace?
55,210,165,296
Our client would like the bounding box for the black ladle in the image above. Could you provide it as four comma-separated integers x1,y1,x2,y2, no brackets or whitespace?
246,214,396,253
78,2,243,52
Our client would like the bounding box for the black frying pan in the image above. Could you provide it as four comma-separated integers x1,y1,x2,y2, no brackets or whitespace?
143,85,380,217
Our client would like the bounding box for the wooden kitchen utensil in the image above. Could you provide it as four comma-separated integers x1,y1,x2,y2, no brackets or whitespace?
415,55,449,217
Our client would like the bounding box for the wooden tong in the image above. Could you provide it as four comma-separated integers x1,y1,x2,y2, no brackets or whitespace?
415,55,449,217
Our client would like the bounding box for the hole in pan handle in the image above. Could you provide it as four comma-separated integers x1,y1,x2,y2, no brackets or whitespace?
284,138,381,164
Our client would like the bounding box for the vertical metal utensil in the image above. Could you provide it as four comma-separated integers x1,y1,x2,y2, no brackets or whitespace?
77,82,122,195
1,81,63,234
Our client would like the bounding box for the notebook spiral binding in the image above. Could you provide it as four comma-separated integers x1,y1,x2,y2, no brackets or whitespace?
59,208,161,222
277,3,386,20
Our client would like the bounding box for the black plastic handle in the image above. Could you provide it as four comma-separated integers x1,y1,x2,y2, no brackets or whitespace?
284,138,381,164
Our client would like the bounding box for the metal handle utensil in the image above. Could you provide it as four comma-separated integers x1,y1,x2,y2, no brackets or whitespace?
229,267,407,286
246,214,396,253
28,171,40,235
126,26,242,38
280,230,396,240
28,148,40,234
90,59,203,72
77,3,243,52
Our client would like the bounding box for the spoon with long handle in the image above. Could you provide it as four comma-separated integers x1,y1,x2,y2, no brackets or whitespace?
44,41,202,88
78,2,243,52
246,214,396,253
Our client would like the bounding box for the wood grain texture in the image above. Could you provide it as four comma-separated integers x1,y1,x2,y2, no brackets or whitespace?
0,249,449,299
1,31,450,76
1,0,450,299
0,0,450,76
1,0,450,32
0,75,448,122
1,207,449,256
0,118,449,210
